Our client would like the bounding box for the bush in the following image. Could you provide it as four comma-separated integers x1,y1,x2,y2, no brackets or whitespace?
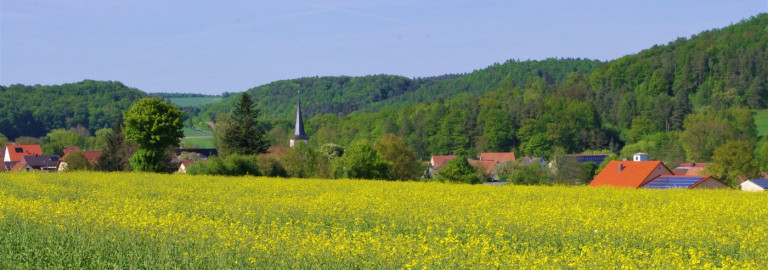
255,154,288,177
187,155,262,176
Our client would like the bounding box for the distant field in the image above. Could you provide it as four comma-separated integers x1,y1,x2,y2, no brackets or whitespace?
1,172,767,268
181,137,214,148
182,127,210,137
168,97,221,107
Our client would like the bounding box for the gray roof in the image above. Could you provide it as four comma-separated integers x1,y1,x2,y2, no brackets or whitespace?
292,96,308,140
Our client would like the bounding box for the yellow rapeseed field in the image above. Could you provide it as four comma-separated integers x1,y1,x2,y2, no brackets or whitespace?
1,171,767,269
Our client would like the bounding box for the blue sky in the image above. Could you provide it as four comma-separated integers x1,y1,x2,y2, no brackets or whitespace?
2,0,766,95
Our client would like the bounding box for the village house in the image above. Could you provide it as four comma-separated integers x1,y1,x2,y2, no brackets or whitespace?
58,147,103,171
19,155,61,172
672,162,707,176
590,153,727,189
641,175,729,189
4,144,43,163
590,159,672,188
177,160,196,174
740,179,768,191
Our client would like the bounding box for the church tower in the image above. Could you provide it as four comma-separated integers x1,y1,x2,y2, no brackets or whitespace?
290,92,308,147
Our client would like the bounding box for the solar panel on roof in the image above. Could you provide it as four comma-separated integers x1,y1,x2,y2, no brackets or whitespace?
644,176,705,189
579,155,608,165
748,179,768,189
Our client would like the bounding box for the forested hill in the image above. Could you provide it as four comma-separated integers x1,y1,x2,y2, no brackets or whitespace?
193,58,602,121
291,13,768,163
0,80,147,140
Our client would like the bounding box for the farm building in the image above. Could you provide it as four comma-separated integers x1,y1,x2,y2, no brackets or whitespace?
740,179,768,191
589,160,673,188
672,162,707,176
641,175,729,189
177,160,196,174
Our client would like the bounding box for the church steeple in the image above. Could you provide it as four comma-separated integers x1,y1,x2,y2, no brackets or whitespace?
290,91,308,147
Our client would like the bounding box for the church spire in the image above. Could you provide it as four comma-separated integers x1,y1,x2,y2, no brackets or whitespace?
290,90,308,147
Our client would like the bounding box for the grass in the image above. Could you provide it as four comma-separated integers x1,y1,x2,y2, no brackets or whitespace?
1,172,767,269
754,108,768,137
182,127,210,137
180,137,214,148
168,97,222,107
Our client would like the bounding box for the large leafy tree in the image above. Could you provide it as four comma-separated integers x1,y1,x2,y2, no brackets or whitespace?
338,140,391,180
374,133,422,180
435,156,481,184
123,98,183,172
707,140,759,187
62,150,90,171
220,93,269,156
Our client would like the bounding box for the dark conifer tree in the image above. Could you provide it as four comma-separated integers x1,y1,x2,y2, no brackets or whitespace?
221,93,269,156
96,117,130,171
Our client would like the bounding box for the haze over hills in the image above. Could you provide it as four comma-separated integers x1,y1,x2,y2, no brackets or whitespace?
2,14,767,164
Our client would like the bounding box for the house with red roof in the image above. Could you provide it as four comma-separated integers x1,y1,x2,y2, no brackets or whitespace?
478,152,516,164
177,160,196,174
58,149,103,171
430,155,457,170
4,144,43,162
590,160,673,188
672,162,707,176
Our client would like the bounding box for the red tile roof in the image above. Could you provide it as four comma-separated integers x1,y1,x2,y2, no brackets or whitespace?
470,160,497,174
63,146,81,155
4,145,42,162
10,162,27,172
590,161,673,188
430,155,457,170
479,152,516,163
61,150,103,165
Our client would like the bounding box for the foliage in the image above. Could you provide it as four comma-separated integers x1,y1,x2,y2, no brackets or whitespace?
61,150,90,171
435,156,481,184
219,93,269,156
0,133,8,150
280,143,331,179
14,136,40,145
319,143,344,159
187,155,262,176
577,162,599,184
707,140,759,187
254,154,288,177
507,164,553,185
40,128,89,156
374,134,422,180
129,149,169,173
681,108,757,162
0,80,146,141
95,118,131,172
754,137,768,173
124,98,183,172
336,141,392,180
6,172,768,268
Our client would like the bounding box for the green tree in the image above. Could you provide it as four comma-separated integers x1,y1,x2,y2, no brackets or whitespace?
435,156,481,184
626,116,658,143
123,98,183,172
41,128,88,156
96,117,131,172
187,155,262,176
374,133,422,180
319,143,344,159
90,128,111,150
707,140,759,187
62,150,90,171
0,133,8,150
508,163,552,185
14,136,40,145
337,140,392,180
220,93,269,156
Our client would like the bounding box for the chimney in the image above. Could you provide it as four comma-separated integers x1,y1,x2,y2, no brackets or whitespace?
618,163,624,173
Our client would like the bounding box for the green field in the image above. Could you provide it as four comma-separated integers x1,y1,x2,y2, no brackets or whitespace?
168,97,222,107
1,172,767,269
182,127,210,137
754,109,768,137
180,137,214,148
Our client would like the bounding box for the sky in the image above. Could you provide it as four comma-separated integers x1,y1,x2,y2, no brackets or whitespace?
2,0,767,95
